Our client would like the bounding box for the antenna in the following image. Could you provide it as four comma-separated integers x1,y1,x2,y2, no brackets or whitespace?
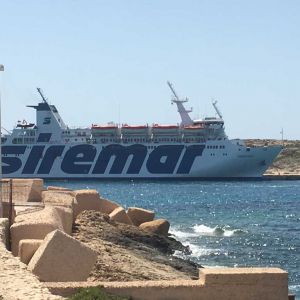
36,87,48,103
212,99,223,119
280,128,284,147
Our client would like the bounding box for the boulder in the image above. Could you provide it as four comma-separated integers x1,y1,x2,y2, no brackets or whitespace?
11,206,64,256
99,197,120,215
18,239,43,264
28,229,98,282
109,207,133,225
74,189,102,217
127,207,155,226
139,219,170,236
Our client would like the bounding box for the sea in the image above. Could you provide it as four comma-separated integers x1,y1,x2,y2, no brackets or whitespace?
47,179,300,297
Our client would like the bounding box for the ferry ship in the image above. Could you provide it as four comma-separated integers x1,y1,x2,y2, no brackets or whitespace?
0,83,282,179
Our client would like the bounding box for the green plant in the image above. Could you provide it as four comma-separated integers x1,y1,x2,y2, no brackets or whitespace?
68,286,131,300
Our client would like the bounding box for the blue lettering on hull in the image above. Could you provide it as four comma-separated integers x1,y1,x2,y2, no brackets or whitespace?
1,144,205,177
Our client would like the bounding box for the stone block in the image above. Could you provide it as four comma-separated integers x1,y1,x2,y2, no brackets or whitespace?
11,206,64,256
1,178,44,203
109,207,133,225
1,202,16,221
74,189,102,217
18,239,43,264
42,191,76,208
127,207,155,226
98,197,120,215
139,219,170,236
54,207,73,234
47,186,72,191
0,218,9,248
28,229,98,282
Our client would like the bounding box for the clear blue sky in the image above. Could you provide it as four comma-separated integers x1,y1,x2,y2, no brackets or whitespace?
1,0,299,139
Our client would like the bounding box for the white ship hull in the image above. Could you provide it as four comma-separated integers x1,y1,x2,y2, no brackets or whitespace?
2,141,281,179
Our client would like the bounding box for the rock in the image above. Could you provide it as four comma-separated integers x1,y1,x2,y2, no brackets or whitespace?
73,211,200,281
127,207,155,226
139,219,170,236
109,207,133,225
28,230,98,282
74,189,102,217
11,206,64,256
99,197,120,215
18,239,43,265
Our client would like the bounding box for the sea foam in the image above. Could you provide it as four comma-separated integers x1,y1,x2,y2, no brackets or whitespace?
193,224,245,237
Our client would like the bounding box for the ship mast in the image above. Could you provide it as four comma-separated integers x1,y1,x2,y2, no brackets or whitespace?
167,81,193,126
37,88,48,104
212,100,223,120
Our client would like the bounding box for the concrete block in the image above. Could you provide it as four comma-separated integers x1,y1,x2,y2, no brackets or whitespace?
42,191,76,209
28,229,98,282
47,186,72,191
0,218,9,248
11,206,64,256
74,189,102,217
139,219,170,236
54,207,73,234
18,239,43,264
1,202,16,221
98,197,120,215
2,178,44,202
127,207,155,226
109,207,133,225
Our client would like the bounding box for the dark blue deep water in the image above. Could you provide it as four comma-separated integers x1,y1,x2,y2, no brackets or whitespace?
47,180,300,297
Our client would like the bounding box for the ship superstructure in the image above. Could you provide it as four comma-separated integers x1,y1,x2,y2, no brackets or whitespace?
0,84,282,178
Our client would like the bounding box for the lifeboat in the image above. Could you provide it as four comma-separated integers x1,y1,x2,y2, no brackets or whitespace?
121,124,150,135
183,124,205,135
152,124,179,135
91,124,119,136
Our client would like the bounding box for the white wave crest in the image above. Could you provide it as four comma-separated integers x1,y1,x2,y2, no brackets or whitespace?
173,242,215,258
169,228,198,240
193,224,245,237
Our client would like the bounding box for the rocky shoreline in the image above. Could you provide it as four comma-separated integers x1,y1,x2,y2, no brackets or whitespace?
73,210,200,282
245,139,300,176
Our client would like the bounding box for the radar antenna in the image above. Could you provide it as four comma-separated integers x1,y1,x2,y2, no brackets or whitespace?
212,99,223,119
167,81,193,126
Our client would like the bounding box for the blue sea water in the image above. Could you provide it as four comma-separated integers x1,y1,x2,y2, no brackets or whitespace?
47,179,300,297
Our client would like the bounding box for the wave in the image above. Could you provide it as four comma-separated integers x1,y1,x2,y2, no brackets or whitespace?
173,242,216,258
169,228,198,240
193,224,246,237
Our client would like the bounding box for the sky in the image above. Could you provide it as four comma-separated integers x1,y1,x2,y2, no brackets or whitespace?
0,0,299,139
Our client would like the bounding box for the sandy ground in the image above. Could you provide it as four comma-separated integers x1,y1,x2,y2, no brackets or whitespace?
0,241,61,300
